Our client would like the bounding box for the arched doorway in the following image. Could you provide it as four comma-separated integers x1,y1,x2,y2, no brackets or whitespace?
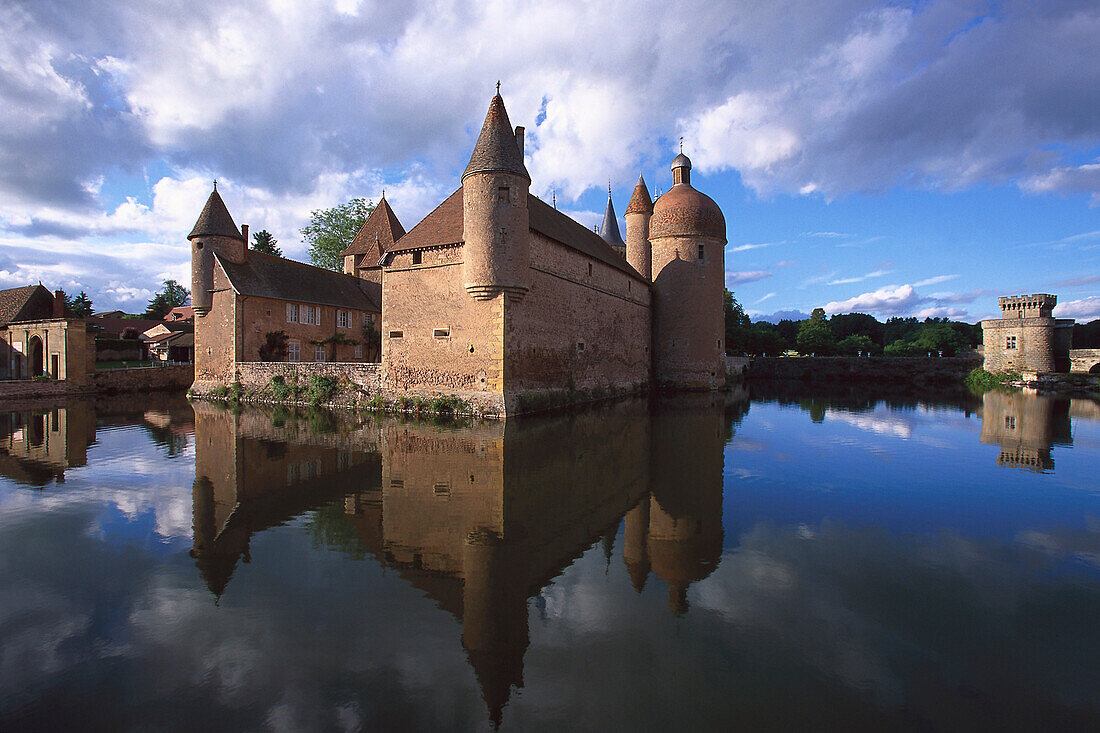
1090,362,1100,375
28,336,44,377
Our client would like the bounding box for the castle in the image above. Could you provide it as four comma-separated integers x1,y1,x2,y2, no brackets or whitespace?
980,294,1074,375
189,91,727,414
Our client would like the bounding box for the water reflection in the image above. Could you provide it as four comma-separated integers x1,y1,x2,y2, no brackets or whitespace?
0,402,94,486
190,393,740,724
978,391,1075,471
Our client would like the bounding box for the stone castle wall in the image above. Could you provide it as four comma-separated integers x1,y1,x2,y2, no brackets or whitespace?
505,232,650,401
1070,349,1100,373
0,364,192,400
233,361,381,395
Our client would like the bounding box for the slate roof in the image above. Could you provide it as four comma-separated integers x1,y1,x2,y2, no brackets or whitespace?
0,285,54,327
462,94,530,182
626,175,653,215
216,251,381,312
340,197,406,261
188,187,245,241
385,188,647,282
600,193,625,249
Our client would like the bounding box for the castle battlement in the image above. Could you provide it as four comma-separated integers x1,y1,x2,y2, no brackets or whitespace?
998,293,1056,319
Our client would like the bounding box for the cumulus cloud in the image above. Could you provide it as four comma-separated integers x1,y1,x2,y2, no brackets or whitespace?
826,284,920,315
1054,296,1100,321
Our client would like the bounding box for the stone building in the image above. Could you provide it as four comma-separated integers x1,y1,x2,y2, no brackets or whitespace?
189,186,383,391
191,91,728,413
981,294,1074,375
0,285,94,385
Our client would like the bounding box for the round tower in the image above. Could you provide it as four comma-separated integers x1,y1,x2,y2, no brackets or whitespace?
462,91,531,302
649,153,727,389
188,183,247,316
625,175,653,279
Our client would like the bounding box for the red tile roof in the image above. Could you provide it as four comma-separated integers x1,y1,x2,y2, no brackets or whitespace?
340,197,406,260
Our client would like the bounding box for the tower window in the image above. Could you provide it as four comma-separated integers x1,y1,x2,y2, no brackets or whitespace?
697,244,705,261
389,330,403,339
412,251,422,265
588,263,593,277
434,328,450,339
195,242,203,250
499,226,507,245
577,341,585,351
1006,335,1017,349
498,186,509,203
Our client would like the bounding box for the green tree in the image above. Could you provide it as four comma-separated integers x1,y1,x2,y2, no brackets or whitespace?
64,290,93,317
796,307,835,355
145,280,189,319
301,198,374,271
836,333,874,355
251,229,281,256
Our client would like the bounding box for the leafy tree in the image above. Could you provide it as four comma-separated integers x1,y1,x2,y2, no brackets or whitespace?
1073,320,1100,348
301,198,374,271
258,331,289,361
796,307,835,355
64,290,93,317
145,280,189,319
836,333,874,355
251,229,281,256
829,312,883,346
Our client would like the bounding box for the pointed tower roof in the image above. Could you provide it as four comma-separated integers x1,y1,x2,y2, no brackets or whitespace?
625,175,653,215
462,92,530,182
599,187,625,249
188,184,245,241
340,195,406,260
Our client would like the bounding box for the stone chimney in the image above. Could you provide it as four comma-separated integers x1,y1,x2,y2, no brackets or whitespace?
514,126,524,156
241,224,249,260
53,290,64,318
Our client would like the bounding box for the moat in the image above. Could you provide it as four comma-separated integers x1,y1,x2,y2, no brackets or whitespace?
2,388,1099,730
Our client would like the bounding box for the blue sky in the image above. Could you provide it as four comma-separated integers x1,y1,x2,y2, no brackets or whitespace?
0,0,1097,322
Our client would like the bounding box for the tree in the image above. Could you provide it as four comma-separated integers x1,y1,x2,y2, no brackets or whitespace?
145,280,189,319
796,307,835,355
64,290,93,317
301,198,374,271
251,229,281,256
258,331,289,361
836,333,874,356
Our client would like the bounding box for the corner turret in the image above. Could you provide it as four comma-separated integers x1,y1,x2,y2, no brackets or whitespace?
462,89,531,302
625,175,653,280
189,182,246,317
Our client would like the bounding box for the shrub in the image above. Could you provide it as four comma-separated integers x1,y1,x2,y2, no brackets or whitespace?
307,374,338,405
964,367,1021,394
210,385,229,399
271,375,293,401
428,394,468,415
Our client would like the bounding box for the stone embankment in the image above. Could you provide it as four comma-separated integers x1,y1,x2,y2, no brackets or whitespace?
745,356,981,384
0,364,193,400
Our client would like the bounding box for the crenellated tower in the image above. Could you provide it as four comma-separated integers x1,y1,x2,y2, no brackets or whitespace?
625,175,653,280
462,91,531,302
188,183,246,317
649,153,727,389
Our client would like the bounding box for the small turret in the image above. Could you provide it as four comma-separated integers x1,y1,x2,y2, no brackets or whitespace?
189,182,246,317
625,175,653,280
599,184,626,259
462,88,531,302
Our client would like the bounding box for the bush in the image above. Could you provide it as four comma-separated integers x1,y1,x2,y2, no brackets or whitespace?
964,367,1021,393
307,374,338,405
271,375,293,401
210,385,229,399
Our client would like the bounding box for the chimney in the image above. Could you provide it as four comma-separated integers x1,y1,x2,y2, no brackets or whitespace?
53,290,64,318
514,126,524,156
241,223,249,261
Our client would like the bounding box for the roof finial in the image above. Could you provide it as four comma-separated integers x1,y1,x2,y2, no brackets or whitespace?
608,179,612,197
552,189,557,209
495,80,501,95
679,136,683,154
381,188,385,199
213,179,217,191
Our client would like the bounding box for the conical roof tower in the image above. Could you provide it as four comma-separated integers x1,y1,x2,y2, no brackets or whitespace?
599,185,626,257
188,184,244,242
463,91,530,181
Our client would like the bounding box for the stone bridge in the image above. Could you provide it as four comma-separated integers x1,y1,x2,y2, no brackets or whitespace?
1069,349,1100,374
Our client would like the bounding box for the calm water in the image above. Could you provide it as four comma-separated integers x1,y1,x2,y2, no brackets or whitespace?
1,387,1099,731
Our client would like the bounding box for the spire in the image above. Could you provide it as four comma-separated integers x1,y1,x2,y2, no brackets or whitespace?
463,92,530,182
625,175,653,215
599,189,625,249
188,184,245,241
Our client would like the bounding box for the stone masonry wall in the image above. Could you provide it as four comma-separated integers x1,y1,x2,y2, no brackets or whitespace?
506,232,650,401
982,317,1054,372
93,364,194,393
1070,349,1100,373
233,361,381,396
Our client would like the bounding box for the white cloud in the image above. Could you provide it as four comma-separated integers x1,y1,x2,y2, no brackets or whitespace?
1054,296,1100,321
727,270,773,285
825,284,920,315
914,274,959,287
827,268,892,285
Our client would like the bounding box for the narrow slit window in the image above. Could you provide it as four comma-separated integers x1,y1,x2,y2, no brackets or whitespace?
412,251,422,265
588,263,593,277
389,330,403,339
697,244,705,261
434,328,450,338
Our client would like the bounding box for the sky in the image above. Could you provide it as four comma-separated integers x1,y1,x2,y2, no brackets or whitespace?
0,0,1097,322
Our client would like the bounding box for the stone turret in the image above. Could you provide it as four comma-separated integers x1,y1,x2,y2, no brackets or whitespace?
461,91,531,302
625,175,653,280
188,183,246,317
649,153,727,389
982,293,1073,374
599,185,626,259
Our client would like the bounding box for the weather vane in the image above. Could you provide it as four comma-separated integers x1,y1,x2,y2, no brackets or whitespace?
679,136,683,153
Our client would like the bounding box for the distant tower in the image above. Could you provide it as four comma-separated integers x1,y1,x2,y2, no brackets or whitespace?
188,183,246,317
625,176,653,279
649,153,727,389
599,184,627,259
462,89,531,302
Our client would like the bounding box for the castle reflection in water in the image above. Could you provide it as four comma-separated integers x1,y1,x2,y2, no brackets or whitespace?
978,390,1100,471
188,395,738,725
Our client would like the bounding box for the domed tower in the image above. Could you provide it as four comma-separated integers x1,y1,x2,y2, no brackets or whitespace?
462,90,531,302
625,175,653,279
599,184,626,259
188,182,246,317
649,153,726,389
